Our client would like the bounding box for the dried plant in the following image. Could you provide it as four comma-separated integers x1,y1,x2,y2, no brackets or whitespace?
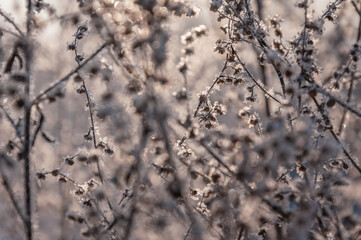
0,0,361,239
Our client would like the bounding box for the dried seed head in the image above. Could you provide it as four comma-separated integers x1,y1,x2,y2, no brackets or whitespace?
37,172,46,180
51,169,59,176
77,154,88,163
58,176,67,183
66,158,75,166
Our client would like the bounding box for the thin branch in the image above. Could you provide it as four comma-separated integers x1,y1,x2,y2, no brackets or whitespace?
81,79,97,148
183,221,194,240
299,0,309,114
314,84,361,119
0,171,27,227
311,96,361,174
182,72,191,118
351,1,361,17
232,46,284,105
0,27,22,38
320,0,344,19
32,42,109,105
194,56,228,117
199,139,234,175
23,1,33,239
237,225,245,240
255,0,271,117
0,8,24,36
26,0,32,35
31,106,44,147
338,72,356,135
225,0,286,94
338,4,361,135
0,105,24,142
276,164,297,182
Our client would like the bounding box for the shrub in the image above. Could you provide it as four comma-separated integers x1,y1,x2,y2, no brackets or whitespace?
0,0,361,239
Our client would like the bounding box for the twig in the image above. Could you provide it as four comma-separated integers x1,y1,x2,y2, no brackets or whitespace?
314,84,361,119
199,139,234,175
182,72,191,118
231,47,284,105
351,1,361,17
194,56,228,117
276,164,297,182
311,96,361,174
225,0,286,94
338,72,356,135
0,8,24,36
255,0,271,117
81,79,97,148
32,42,109,105
23,1,33,238
338,4,361,135
183,221,194,240
0,27,22,38
0,171,27,227
320,0,343,19
299,0,309,114
237,225,244,240
0,105,24,142
118,188,130,205
31,105,44,147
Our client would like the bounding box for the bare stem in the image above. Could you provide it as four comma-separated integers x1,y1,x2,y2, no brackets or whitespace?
0,8,24,36
255,0,271,117
32,42,108,105
0,171,27,227
23,1,33,239
314,84,361,119
311,96,361,174
338,3,361,135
